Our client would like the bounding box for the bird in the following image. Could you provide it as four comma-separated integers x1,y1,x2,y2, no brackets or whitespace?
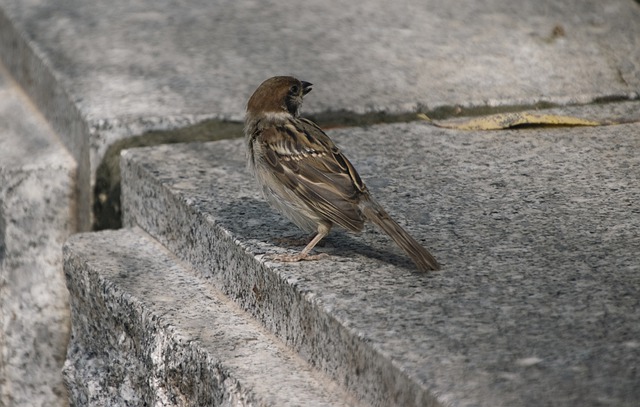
244,76,440,271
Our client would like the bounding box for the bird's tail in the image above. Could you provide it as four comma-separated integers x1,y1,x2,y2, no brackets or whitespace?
361,199,440,271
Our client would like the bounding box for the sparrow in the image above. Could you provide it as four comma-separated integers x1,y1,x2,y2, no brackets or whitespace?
244,76,440,271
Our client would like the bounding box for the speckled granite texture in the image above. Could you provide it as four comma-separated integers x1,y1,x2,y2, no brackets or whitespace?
1,0,639,121
0,64,76,407
1,0,638,406
122,120,640,407
2,0,640,228
63,228,357,407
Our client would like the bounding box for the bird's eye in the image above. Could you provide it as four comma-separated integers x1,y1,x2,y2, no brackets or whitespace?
289,85,299,94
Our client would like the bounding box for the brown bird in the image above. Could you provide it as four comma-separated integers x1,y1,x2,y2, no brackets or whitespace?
244,76,440,271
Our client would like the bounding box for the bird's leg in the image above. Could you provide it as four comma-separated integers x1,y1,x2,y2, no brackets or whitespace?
270,224,331,262
272,232,324,248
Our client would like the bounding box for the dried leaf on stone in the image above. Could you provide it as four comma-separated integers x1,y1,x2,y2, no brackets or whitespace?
419,112,602,130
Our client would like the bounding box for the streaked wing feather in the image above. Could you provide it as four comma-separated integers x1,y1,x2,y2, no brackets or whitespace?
259,120,366,231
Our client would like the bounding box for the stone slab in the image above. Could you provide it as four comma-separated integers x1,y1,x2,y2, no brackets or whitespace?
1,0,639,121
0,63,76,407
121,118,640,406
2,0,638,229
63,227,360,407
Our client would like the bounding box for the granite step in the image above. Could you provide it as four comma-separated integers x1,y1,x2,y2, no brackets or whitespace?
2,0,640,230
63,227,359,407
0,62,76,407
120,119,640,406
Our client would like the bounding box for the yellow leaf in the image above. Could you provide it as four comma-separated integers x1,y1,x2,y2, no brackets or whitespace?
422,112,602,130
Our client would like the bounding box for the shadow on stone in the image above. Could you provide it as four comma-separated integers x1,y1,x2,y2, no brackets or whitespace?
93,119,244,230
217,196,420,273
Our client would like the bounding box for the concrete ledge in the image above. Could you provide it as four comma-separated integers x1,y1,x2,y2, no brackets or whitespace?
122,119,640,406
63,228,358,406
1,0,639,120
0,64,76,407
2,0,639,231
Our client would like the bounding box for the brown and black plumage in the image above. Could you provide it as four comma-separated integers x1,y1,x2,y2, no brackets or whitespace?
245,76,439,271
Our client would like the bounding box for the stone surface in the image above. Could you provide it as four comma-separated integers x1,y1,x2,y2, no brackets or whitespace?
122,118,640,406
1,0,639,405
1,0,639,227
63,227,359,407
0,64,76,407
1,0,639,120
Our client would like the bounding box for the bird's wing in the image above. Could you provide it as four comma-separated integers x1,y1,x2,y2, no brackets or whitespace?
258,118,367,232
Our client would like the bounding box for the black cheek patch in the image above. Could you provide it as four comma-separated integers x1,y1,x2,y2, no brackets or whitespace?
285,96,298,115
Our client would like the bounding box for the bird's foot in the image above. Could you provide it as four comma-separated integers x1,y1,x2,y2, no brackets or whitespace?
273,234,325,248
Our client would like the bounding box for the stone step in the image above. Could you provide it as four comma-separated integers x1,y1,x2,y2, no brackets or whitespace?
0,62,76,407
63,227,359,407
121,120,640,406
2,0,640,230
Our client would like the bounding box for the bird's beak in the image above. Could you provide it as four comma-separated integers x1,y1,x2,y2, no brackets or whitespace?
301,81,313,95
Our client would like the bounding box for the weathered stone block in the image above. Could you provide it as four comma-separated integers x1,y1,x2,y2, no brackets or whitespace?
121,120,640,406
0,67,76,407
63,228,357,407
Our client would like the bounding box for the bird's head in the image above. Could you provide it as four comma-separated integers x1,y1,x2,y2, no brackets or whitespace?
246,76,312,119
